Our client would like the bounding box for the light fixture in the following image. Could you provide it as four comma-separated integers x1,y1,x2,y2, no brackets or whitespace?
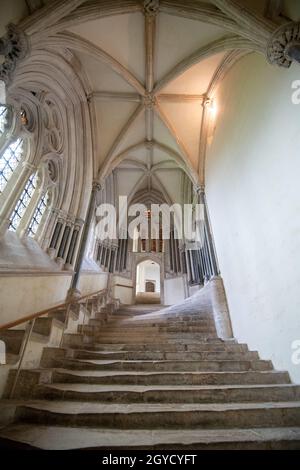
209,100,217,119
204,97,217,119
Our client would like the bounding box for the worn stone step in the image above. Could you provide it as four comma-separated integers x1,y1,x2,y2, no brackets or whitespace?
92,334,218,343
62,334,90,348
80,325,216,334
63,335,234,349
89,342,249,353
85,333,218,341
0,330,25,356
1,424,300,450
97,319,215,328
58,358,273,372
73,349,259,361
33,317,64,336
53,369,291,386
109,320,216,327
34,383,300,404
14,401,300,429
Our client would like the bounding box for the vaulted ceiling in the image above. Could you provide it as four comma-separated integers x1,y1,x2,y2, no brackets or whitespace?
63,5,238,204
4,0,292,205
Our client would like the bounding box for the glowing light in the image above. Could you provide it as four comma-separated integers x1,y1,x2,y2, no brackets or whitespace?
209,100,217,119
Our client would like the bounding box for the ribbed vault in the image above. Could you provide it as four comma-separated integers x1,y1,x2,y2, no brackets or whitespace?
6,0,290,206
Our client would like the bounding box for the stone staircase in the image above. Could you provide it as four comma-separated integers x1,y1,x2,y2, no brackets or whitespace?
1,302,300,449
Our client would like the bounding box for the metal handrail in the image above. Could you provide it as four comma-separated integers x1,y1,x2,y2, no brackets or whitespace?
3,288,109,398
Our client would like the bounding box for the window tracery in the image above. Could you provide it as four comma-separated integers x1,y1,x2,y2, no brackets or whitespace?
0,105,8,135
9,172,36,231
28,191,48,237
0,137,24,193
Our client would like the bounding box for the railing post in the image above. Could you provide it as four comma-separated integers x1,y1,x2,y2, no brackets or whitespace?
9,318,36,398
3,287,111,398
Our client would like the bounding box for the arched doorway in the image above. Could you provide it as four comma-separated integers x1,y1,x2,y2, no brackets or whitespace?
135,260,161,304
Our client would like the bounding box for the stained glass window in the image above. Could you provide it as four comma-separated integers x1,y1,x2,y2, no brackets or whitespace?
0,138,24,193
28,192,48,237
9,173,37,231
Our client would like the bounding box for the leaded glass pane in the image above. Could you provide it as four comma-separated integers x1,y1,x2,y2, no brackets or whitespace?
28,192,48,237
9,173,37,231
0,138,24,193
0,106,7,135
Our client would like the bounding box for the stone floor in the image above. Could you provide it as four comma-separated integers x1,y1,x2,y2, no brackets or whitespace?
1,299,300,449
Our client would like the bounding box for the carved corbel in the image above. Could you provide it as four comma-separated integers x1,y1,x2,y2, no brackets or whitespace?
143,0,159,17
0,24,30,85
267,22,300,68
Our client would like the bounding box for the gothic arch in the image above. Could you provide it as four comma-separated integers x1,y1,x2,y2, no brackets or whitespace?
133,252,165,304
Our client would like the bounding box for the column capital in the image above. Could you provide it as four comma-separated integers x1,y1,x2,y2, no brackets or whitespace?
22,161,36,172
267,22,300,68
202,95,210,107
92,180,102,192
193,184,205,195
74,217,84,229
143,0,159,17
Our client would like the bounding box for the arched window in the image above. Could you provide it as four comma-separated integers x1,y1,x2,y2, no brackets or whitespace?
0,106,8,135
0,138,25,193
27,191,48,237
9,172,37,231
0,98,61,250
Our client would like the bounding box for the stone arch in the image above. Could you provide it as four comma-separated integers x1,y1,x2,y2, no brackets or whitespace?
132,253,165,305
10,49,94,222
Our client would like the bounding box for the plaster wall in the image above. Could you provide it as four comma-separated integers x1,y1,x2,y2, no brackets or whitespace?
136,261,160,293
112,275,134,305
164,276,185,305
206,53,300,382
0,271,108,327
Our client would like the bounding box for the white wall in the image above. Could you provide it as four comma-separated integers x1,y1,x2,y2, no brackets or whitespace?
206,53,300,383
136,261,160,293
164,276,185,305
78,272,108,294
0,271,108,327
112,275,134,305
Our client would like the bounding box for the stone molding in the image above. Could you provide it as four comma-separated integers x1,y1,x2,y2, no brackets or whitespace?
0,24,29,85
143,93,157,109
267,22,300,68
143,1,160,17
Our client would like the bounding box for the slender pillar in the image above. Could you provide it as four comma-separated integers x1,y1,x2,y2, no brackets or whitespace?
197,186,219,277
65,224,80,268
69,181,101,297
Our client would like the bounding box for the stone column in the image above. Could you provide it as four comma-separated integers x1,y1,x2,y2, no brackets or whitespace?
197,185,219,277
68,181,101,297
185,250,192,284
65,220,82,270
210,275,233,340
48,216,63,259
56,222,71,269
